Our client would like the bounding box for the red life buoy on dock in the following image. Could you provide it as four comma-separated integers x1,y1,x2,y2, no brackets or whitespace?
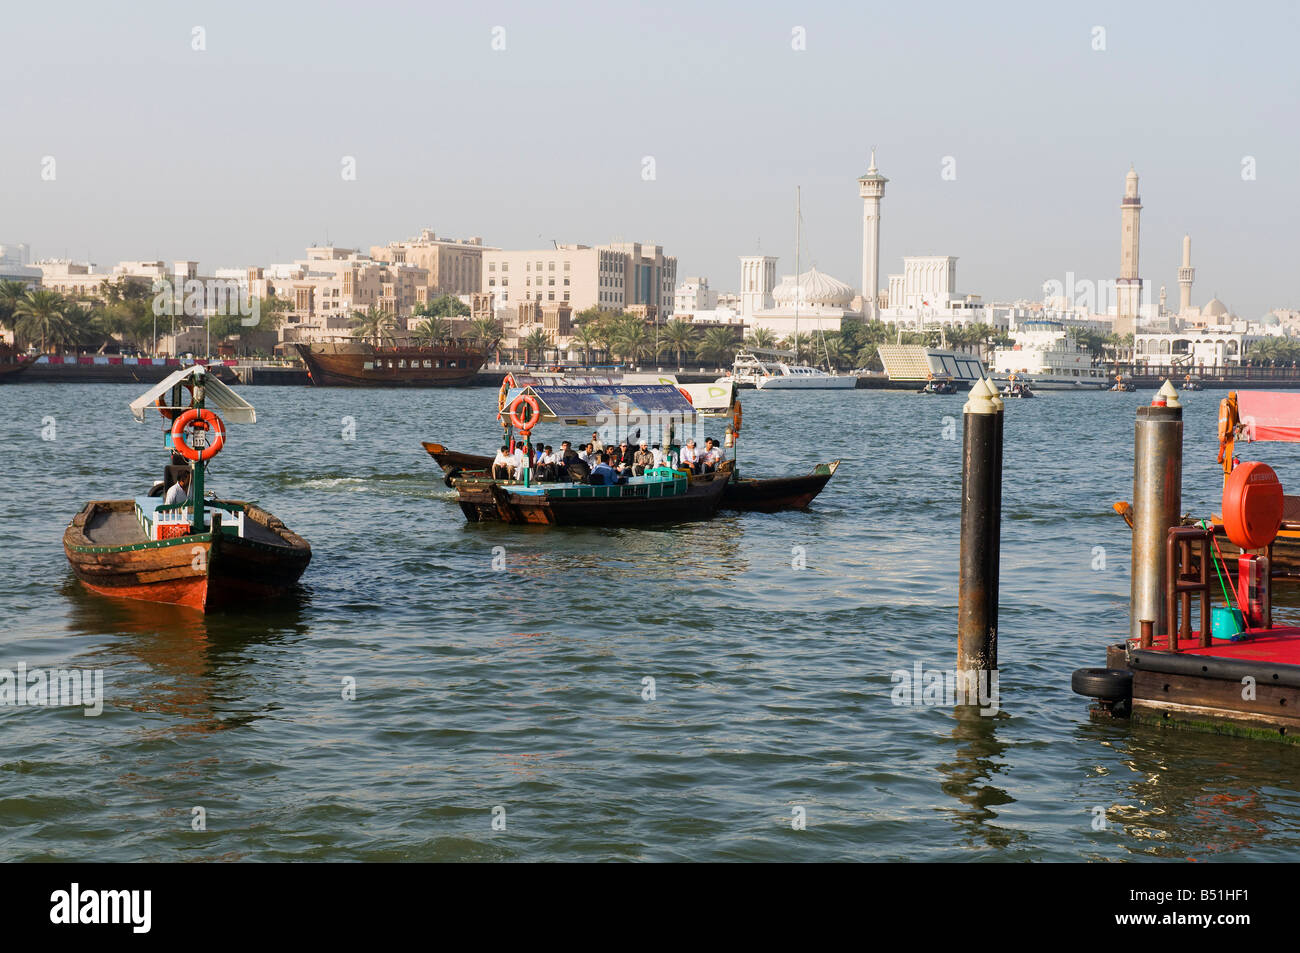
1222,461,1283,550
171,408,226,462
508,394,540,433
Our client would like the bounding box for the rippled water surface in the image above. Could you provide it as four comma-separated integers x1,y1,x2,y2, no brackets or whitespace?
4,382,1300,861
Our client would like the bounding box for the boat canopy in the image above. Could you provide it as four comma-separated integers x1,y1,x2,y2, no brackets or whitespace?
1237,391,1300,443
129,365,256,424
502,383,696,426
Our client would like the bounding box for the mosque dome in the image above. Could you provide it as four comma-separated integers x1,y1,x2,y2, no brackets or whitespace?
1203,297,1229,319
1259,312,1281,326
771,268,855,309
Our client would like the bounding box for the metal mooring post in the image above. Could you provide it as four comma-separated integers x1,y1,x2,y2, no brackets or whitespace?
958,377,1004,675
1130,384,1183,642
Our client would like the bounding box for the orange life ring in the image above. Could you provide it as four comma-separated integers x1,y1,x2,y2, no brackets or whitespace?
171,408,226,462
155,381,194,421
1222,461,1283,550
508,394,540,433
678,387,693,404
1217,394,1238,465
732,400,743,435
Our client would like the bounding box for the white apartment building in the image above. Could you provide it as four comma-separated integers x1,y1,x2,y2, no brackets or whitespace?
482,242,676,318
674,276,716,315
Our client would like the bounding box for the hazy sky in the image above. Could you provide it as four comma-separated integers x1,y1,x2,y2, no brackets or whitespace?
3,0,1296,316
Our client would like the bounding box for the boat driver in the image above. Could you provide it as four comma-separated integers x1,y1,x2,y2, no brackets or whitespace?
164,467,192,506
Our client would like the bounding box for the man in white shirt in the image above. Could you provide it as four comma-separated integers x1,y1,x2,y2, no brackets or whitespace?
702,438,723,472
650,444,665,468
680,439,700,474
164,468,192,506
492,445,514,480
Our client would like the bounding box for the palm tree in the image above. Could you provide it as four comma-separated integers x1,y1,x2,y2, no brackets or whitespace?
592,318,620,364
615,322,652,364
521,328,550,364
662,319,697,368
469,317,503,353
0,280,29,339
412,316,452,346
15,290,67,354
749,327,777,349
349,306,396,346
781,332,810,361
696,327,738,367
573,321,600,366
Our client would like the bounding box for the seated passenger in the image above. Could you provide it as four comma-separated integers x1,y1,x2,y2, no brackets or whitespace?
632,440,654,476
589,453,617,486
680,439,700,474
492,445,514,480
702,438,723,473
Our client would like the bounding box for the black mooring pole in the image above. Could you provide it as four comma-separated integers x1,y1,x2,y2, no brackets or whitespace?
958,377,1003,676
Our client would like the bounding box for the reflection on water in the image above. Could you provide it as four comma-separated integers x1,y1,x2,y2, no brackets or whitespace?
938,709,1023,851
62,581,309,735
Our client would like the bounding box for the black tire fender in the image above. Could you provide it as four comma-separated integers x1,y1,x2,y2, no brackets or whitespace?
1071,667,1133,701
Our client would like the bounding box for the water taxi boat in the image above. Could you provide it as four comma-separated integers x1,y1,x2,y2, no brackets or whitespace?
446,381,730,525
62,367,311,611
1000,375,1035,399
426,377,840,513
919,374,957,395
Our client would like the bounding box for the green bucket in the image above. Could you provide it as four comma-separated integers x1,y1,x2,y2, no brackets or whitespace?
1211,606,1245,641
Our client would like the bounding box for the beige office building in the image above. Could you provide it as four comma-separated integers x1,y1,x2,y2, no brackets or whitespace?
482,242,676,319
369,228,491,296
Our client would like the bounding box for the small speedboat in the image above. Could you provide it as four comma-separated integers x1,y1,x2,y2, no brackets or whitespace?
1001,381,1035,399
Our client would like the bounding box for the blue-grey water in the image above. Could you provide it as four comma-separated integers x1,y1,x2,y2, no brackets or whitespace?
4,382,1300,861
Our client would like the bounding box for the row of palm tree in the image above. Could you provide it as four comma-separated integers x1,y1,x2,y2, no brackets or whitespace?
0,281,288,355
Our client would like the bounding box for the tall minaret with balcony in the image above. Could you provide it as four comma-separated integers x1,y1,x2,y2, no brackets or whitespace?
857,150,887,319
1115,165,1143,332
1178,234,1195,314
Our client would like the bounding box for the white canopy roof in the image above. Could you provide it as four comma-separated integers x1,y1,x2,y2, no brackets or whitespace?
128,366,256,424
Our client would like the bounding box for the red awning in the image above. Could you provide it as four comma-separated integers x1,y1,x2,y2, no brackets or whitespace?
1238,391,1300,443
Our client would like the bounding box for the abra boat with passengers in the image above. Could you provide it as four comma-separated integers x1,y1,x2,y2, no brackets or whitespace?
425,376,839,513
441,379,730,526
62,366,311,611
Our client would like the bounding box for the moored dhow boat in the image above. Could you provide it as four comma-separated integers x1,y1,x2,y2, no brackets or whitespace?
293,340,485,387
445,380,730,526
0,343,31,382
63,366,311,611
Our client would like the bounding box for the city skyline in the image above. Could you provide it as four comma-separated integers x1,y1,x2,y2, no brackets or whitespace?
3,1,1297,317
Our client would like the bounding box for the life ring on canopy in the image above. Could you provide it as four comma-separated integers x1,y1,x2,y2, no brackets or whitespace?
171,408,226,462
732,400,743,435
508,394,540,433
678,387,693,404
155,380,194,421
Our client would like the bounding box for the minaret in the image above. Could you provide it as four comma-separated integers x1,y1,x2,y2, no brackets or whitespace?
857,150,887,319
1115,165,1143,330
1178,234,1195,314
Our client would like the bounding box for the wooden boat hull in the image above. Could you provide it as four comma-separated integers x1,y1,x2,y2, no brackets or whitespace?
454,470,730,525
724,461,839,512
63,500,311,612
425,441,837,512
295,342,484,387
422,442,494,473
